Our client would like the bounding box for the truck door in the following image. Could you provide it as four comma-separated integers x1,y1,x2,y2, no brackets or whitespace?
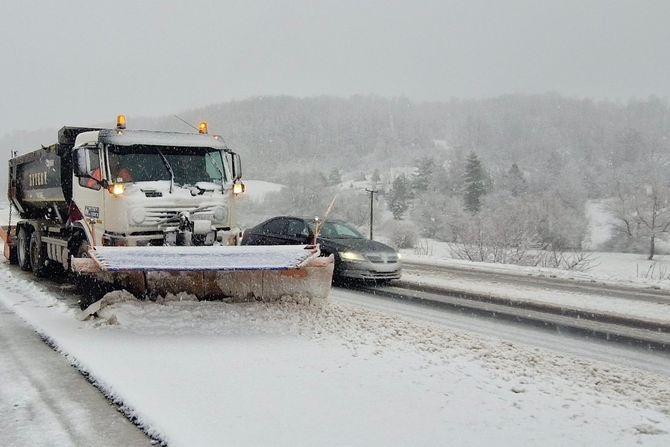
72,146,106,245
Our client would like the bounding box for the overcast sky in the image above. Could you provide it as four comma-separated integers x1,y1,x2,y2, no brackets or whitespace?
1,0,668,136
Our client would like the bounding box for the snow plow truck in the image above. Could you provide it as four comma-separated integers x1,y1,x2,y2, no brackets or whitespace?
1,116,333,309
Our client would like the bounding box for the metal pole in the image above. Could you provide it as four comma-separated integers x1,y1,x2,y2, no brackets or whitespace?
365,188,377,240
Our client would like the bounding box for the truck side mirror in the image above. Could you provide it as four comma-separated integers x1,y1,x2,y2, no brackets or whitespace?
72,147,107,188
232,153,242,181
73,148,89,177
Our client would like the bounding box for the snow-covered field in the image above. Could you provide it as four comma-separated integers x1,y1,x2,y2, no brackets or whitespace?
1,260,670,446
238,179,284,203
402,240,670,290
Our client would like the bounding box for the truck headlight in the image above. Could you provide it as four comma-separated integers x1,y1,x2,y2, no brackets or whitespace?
108,183,125,195
340,251,366,262
232,181,245,195
129,207,145,225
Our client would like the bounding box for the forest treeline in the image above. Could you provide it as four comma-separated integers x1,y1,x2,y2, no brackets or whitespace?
167,94,667,259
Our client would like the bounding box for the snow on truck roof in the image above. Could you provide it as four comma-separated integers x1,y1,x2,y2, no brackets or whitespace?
97,129,229,149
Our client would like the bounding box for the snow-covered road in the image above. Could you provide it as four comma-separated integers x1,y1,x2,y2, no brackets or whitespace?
0,300,152,447
1,262,670,446
400,262,670,326
333,287,670,375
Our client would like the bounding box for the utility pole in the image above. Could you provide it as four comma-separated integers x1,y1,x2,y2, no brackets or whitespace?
365,188,378,240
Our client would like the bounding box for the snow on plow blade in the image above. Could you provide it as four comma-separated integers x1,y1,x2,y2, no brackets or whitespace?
71,245,334,302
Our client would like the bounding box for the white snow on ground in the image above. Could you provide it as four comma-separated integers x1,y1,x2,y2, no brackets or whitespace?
402,240,670,290
584,200,614,250
1,260,670,446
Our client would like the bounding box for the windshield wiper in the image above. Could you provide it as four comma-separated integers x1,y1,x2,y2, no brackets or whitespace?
156,148,175,193
206,152,226,192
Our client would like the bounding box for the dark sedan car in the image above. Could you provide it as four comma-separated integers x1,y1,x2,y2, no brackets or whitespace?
241,216,402,282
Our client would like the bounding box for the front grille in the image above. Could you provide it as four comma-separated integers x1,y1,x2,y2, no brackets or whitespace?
366,253,398,264
144,206,215,226
145,210,179,226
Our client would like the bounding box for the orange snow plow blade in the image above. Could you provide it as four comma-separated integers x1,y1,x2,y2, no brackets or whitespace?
71,245,334,302
1,225,13,260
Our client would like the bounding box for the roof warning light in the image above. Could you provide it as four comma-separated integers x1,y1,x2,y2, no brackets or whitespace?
116,115,126,129
198,121,208,134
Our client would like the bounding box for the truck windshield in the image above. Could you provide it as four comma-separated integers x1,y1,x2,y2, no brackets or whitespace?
107,145,227,185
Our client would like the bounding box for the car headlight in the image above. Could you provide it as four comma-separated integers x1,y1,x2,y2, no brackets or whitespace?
340,251,366,262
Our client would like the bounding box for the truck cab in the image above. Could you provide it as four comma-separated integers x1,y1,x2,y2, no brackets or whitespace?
71,119,244,247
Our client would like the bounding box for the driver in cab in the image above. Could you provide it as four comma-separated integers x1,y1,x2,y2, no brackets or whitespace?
109,154,132,183
86,159,132,188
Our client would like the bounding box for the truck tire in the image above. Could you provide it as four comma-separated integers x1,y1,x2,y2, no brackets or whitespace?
6,241,18,265
29,231,48,277
17,227,31,271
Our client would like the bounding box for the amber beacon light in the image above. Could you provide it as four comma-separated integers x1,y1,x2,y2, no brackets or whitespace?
198,121,208,134
116,114,126,129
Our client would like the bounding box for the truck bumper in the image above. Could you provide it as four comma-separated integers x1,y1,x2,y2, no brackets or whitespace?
102,233,163,247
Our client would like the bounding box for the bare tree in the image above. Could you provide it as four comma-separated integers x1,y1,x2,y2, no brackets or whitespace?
609,157,670,259
635,182,670,260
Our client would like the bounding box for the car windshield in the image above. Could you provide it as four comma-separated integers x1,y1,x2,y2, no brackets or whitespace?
308,221,364,239
107,145,227,185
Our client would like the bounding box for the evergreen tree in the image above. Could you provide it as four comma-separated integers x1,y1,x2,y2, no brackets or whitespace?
463,152,486,214
412,157,436,192
505,163,527,197
388,174,412,220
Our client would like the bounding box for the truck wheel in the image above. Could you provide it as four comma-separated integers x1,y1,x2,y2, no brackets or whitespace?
29,231,48,277
6,241,18,265
17,227,31,271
